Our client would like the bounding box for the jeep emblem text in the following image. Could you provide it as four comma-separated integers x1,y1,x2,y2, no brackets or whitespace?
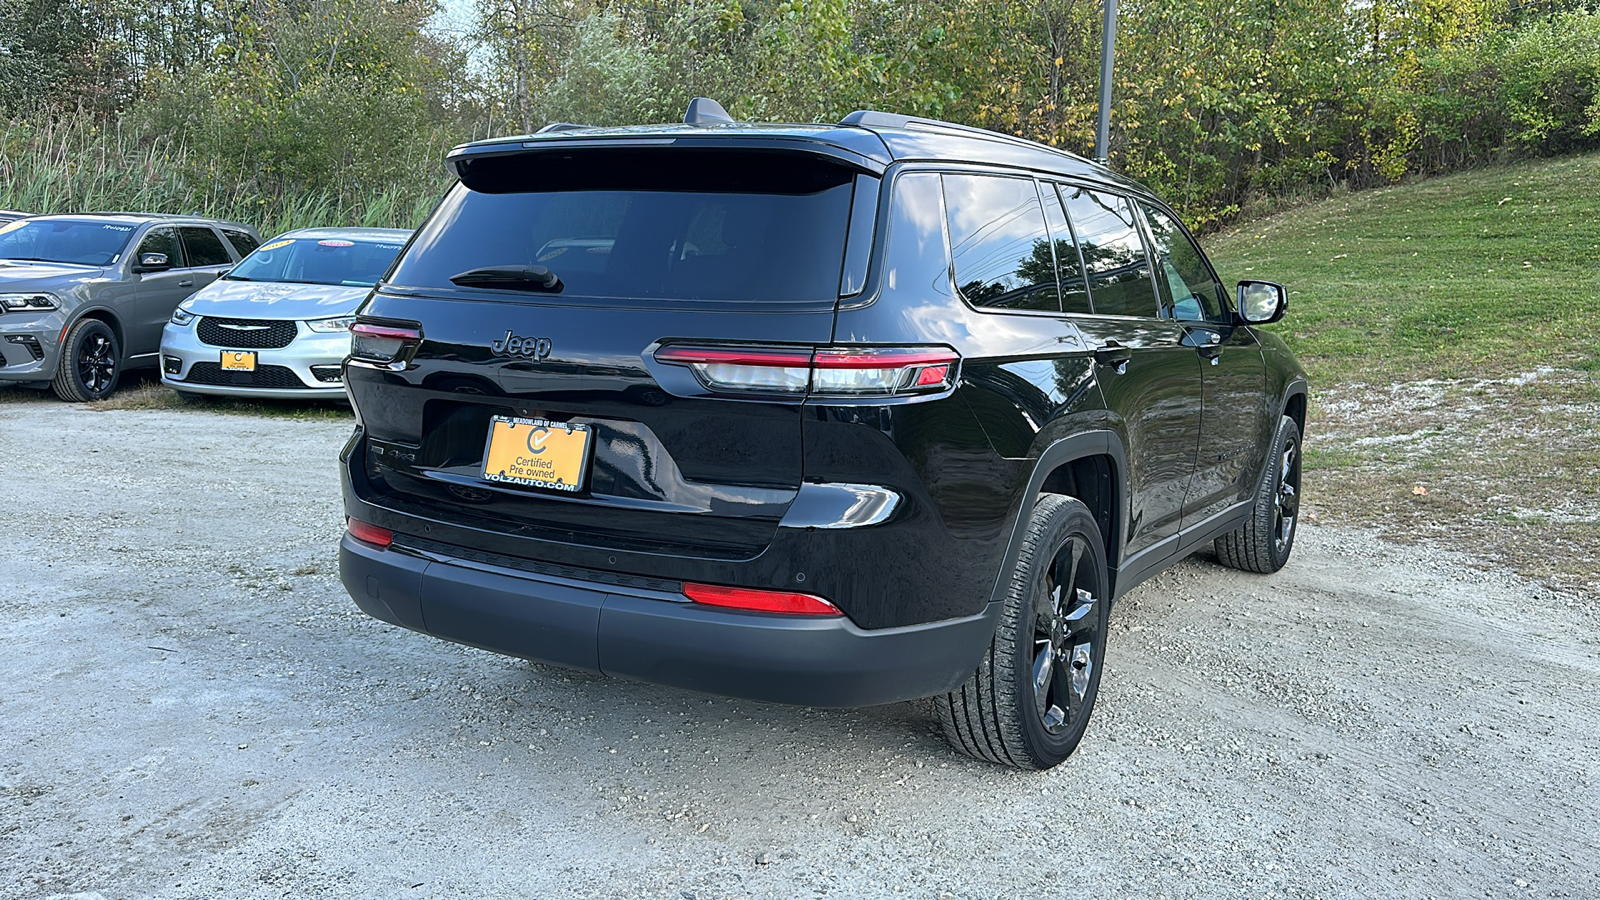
491,330,553,360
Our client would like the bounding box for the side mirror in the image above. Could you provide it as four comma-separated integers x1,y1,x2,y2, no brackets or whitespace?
1236,280,1286,325
137,252,171,273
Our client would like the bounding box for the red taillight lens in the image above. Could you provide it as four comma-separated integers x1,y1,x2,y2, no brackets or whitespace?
653,345,812,393
654,345,957,397
810,347,957,394
350,321,422,366
346,517,393,548
683,582,842,616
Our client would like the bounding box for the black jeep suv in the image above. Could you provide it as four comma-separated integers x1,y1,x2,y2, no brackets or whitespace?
339,100,1307,770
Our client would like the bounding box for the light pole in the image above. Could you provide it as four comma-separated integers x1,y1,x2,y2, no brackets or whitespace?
1094,0,1118,165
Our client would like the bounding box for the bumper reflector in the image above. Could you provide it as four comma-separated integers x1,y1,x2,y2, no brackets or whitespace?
346,517,393,548
683,582,842,616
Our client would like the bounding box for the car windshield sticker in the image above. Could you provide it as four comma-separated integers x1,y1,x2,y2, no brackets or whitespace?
0,220,25,235
258,239,294,252
102,224,133,232
318,239,354,247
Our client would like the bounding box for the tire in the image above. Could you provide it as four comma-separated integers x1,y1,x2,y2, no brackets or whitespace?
51,318,121,402
1215,414,1302,573
936,494,1110,770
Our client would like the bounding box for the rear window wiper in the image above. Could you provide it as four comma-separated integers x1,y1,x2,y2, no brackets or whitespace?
449,265,562,293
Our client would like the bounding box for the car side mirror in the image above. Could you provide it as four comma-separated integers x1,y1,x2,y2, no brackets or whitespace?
1236,280,1286,325
137,252,172,273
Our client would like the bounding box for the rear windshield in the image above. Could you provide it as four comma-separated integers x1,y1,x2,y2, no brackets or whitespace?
227,236,407,287
0,219,135,266
388,149,856,303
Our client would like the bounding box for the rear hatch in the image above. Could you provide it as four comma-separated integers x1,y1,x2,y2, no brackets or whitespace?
347,145,876,562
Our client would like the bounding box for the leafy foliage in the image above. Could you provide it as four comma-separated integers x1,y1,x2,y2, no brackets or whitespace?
3,0,1600,232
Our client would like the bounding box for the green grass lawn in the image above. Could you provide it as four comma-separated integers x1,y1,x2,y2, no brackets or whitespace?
1205,153,1600,597
1208,153,1600,384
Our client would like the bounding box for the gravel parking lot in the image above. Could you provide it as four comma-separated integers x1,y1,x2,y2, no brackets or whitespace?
3,402,1598,899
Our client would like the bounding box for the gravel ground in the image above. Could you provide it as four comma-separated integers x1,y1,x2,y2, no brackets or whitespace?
3,403,1598,899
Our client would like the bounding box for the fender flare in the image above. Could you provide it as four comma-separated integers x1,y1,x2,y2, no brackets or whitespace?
1278,376,1310,424
984,430,1128,609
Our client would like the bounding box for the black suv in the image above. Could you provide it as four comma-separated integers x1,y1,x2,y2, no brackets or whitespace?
339,100,1307,770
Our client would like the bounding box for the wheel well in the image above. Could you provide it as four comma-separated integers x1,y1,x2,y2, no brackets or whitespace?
72,309,125,355
1283,390,1307,434
1038,454,1119,570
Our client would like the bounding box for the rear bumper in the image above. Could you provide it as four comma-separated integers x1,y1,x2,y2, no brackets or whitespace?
340,533,998,707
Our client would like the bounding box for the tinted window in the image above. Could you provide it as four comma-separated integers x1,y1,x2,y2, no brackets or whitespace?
227,236,408,287
180,226,232,267
222,228,260,256
136,227,183,267
1060,188,1157,317
1041,184,1093,314
391,152,854,304
1140,204,1225,321
942,174,1058,313
0,219,136,266
879,172,954,303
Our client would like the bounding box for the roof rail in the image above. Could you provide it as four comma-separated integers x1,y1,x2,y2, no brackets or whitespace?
839,109,1070,158
536,122,591,134
684,97,735,126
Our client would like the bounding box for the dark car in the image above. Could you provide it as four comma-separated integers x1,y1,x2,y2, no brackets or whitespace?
338,100,1308,770
0,213,260,400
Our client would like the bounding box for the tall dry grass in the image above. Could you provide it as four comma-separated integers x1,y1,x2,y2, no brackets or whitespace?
0,118,445,238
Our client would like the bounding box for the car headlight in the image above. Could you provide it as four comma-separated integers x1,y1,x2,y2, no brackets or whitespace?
169,307,196,326
306,316,356,333
0,293,60,312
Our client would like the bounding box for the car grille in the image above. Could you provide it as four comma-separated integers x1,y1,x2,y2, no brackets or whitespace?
197,317,297,349
182,363,310,390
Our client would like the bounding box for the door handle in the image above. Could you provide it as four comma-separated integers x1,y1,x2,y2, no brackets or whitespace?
1191,331,1223,364
1094,342,1132,374
177,279,194,287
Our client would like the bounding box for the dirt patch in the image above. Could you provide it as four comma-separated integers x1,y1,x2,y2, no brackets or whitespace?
3,402,1599,898
1304,366,1600,598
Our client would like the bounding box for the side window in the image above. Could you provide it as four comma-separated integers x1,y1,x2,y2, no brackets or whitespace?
222,228,260,256
941,173,1059,313
1140,204,1225,321
1040,183,1093,314
135,228,183,267
180,226,232,267
880,171,954,302
1060,187,1157,318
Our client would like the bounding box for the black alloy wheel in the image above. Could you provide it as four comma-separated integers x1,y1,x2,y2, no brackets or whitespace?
1031,532,1102,737
938,494,1110,770
1215,414,1303,573
51,318,122,402
1273,431,1301,557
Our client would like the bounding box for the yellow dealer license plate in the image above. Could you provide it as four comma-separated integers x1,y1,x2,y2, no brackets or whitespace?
220,351,257,371
481,416,591,493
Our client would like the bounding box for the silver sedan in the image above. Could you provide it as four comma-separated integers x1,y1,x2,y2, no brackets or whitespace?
160,227,410,400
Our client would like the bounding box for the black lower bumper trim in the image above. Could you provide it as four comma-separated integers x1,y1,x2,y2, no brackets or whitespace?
340,534,998,707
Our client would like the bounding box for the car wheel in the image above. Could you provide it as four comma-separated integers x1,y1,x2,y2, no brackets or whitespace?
937,493,1110,770
1214,414,1302,573
51,318,121,402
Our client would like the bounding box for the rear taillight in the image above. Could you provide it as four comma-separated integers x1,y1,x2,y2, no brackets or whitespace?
346,517,393,548
349,321,422,367
654,345,957,397
683,582,842,616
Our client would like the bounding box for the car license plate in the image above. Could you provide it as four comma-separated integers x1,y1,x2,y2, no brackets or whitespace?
220,351,257,371
481,416,591,493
